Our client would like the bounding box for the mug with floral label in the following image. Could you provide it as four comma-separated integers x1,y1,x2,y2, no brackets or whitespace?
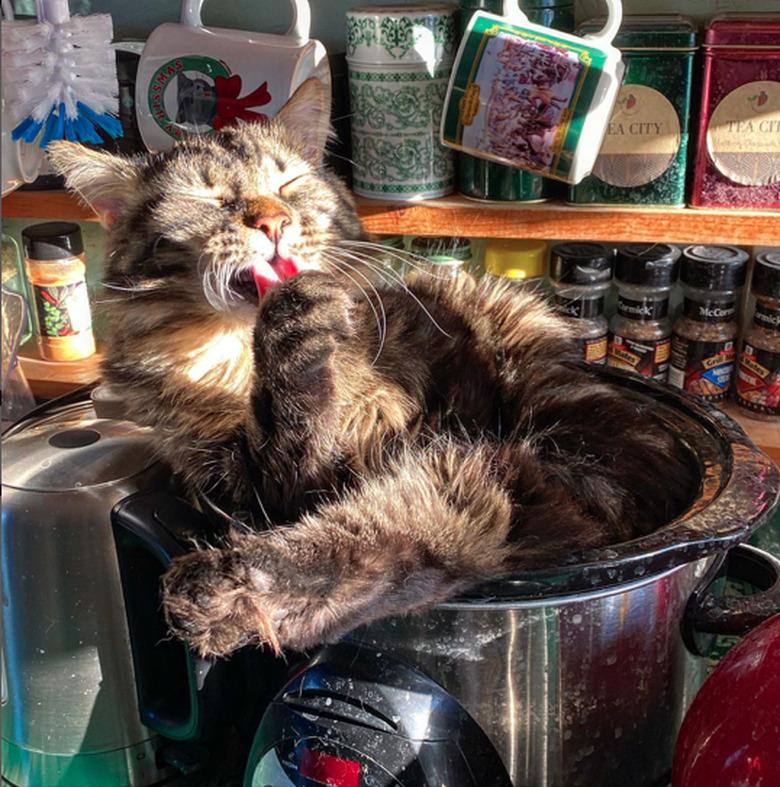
441,0,624,184
135,0,329,152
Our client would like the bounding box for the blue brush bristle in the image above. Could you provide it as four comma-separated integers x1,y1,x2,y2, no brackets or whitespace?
12,102,123,148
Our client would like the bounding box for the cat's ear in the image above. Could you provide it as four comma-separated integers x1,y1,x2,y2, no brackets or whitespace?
274,77,332,164
47,142,140,227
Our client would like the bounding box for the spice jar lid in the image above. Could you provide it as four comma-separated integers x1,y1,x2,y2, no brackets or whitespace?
411,235,472,262
681,245,749,291
751,252,780,298
21,222,84,261
485,238,548,280
615,243,681,287
704,14,780,49
549,242,613,285
578,15,698,50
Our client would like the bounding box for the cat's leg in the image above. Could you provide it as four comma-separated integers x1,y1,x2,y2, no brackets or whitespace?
246,270,354,517
161,437,604,657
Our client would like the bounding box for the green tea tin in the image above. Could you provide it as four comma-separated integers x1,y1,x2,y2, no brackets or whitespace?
568,16,698,207
457,0,574,202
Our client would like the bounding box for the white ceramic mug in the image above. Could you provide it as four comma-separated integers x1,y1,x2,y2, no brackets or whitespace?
441,0,624,185
135,0,329,152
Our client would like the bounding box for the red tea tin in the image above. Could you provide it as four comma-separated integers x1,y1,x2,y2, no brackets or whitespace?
690,14,780,209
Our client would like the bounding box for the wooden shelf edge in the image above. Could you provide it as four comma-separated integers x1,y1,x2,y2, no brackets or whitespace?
357,195,780,244
18,348,780,467
4,189,778,244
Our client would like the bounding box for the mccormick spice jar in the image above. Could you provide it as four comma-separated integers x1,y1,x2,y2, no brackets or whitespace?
409,235,472,277
569,16,698,207
690,14,780,209
549,241,613,365
22,222,96,362
607,243,681,382
484,238,548,290
736,251,780,420
668,244,748,402
457,0,574,202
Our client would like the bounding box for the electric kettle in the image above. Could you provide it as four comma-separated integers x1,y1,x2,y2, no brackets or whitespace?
0,387,238,786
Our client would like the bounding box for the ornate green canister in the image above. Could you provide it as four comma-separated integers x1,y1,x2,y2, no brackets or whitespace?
345,3,459,201
457,0,574,202
568,16,698,207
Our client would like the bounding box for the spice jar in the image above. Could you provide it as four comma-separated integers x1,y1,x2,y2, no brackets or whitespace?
668,244,748,401
569,16,698,207
549,242,613,365
22,222,96,362
484,238,548,291
409,235,472,277
736,251,780,419
690,14,780,209
457,0,574,202
376,235,407,272
607,243,680,382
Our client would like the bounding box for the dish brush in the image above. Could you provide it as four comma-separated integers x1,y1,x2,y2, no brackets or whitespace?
2,0,122,147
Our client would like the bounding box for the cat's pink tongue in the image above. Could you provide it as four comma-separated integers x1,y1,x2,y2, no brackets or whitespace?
253,256,300,298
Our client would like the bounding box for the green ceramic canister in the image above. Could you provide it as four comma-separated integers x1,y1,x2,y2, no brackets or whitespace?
457,0,574,202
568,16,698,207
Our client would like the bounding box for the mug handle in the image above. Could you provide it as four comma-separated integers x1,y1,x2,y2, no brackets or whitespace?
499,0,530,24
581,0,623,45
180,0,311,41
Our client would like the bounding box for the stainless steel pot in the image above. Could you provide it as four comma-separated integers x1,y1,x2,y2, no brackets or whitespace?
349,370,780,787
0,389,231,787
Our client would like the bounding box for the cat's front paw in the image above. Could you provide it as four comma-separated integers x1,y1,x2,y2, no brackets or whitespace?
162,547,286,657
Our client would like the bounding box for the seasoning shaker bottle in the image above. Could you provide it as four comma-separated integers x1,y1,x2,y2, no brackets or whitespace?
736,251,780,419
484,238,548,291
409,236,472,277
607,243,681,382
22,222,96,362
549,242,613,365
668,244,748,401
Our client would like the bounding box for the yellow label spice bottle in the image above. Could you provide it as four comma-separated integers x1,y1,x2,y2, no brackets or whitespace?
22,222,96,362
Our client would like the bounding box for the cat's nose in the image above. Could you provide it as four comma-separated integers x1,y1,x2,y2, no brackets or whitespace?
246,212,291,242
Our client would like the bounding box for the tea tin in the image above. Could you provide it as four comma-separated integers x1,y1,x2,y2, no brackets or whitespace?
690,14,780,210
345,3,459,201
457,0,574,202
569,16,698,207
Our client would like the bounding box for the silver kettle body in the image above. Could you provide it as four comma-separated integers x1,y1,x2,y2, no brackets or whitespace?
2,391,184,786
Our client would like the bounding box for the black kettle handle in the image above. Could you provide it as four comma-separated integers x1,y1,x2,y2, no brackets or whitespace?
111,490,223,745
682,544,780,657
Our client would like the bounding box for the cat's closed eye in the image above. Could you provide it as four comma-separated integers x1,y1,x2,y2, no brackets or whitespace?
279,173,312,197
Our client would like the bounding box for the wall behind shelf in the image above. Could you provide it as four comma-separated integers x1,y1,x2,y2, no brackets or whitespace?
8,0,778,53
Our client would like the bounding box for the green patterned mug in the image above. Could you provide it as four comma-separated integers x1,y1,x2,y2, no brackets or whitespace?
346,3,458,200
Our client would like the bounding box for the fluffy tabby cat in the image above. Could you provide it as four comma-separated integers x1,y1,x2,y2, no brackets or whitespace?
49,78,698,658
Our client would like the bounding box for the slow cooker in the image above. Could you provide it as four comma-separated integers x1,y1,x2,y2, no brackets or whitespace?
244,370,780,787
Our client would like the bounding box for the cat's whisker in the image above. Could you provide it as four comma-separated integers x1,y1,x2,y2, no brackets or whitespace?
330,244,453,339
321,252,388,363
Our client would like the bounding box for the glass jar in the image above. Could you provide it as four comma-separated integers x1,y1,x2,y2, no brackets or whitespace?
549,241,613,364
22,222,96,362
409,235,472,278
2,233,32,345
736,250,780,419
484,238,548,291
607,243,681,382
376,235,407,272
668,244,748,401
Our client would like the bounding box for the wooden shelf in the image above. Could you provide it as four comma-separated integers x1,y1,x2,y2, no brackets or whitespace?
357,195,780,245
3,189,778,245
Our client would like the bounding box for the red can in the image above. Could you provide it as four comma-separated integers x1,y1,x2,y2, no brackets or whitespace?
690,14,780,209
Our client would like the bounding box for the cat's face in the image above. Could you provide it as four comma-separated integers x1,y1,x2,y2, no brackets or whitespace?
48,79,367,326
